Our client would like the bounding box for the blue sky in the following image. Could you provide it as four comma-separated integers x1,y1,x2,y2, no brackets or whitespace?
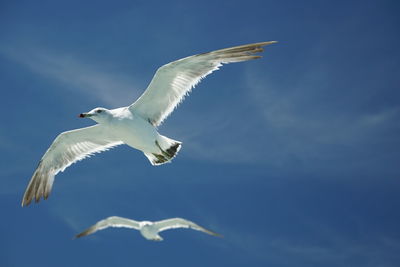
1,0,400,266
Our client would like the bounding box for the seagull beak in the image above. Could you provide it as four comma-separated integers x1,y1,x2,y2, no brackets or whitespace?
78,113,90,118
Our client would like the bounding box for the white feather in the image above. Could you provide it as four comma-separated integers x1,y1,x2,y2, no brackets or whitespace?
21,125,123,206
130,41,277,126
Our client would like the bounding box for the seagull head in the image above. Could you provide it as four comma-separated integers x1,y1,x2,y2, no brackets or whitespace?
79,107,110,123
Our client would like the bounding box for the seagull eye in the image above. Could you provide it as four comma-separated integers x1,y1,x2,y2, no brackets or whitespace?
96,110,103,113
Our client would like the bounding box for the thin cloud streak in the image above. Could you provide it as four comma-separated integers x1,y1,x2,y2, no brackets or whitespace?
0,45,143,108
243,65,400,173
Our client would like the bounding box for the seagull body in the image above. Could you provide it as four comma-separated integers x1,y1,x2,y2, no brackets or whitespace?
75,216,221,241
21,41,277,206
78,107,179,160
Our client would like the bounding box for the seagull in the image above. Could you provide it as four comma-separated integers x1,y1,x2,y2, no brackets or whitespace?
74,216,222,241
21,41,277,206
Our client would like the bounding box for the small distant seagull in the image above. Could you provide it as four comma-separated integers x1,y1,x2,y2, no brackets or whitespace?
75,216,222,241
21,41,277,206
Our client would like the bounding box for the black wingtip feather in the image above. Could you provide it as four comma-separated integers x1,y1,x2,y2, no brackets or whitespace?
75,225,96,239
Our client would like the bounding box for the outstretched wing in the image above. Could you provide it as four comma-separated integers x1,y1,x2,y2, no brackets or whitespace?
22,125,123,206
129,41,276,126
154,218,222,237
75,216,141,238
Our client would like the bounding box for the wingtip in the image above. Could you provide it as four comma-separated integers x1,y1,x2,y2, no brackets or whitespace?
21,191,51,207
209,230,223,238
21,195,44,207
73,231,88,239
264,40,278,45
21,197,31,207
73,234,82,239
74,226,95,239
200,226,223,238
257,41,278,48
216,232,224,238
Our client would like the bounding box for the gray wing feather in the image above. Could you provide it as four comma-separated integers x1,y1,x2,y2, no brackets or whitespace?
129,41,276,126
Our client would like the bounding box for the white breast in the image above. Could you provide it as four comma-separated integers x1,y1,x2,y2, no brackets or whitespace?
108,110,159,151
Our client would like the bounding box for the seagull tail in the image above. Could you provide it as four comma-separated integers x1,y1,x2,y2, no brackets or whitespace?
144,136,182,166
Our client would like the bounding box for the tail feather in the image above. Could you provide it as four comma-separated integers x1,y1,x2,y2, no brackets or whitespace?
165,142,181,158
144,137,181,166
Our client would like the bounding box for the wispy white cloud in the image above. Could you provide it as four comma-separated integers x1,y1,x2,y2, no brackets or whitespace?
359,107,399,127
242,64,400,171
0,45,143,108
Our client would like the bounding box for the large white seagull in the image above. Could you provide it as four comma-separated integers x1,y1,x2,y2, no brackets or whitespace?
21,41,277,206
